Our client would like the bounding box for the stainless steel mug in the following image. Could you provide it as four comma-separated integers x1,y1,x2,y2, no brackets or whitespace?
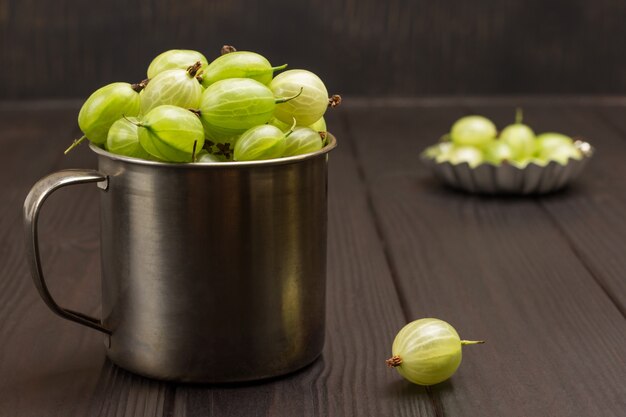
23,135,336,383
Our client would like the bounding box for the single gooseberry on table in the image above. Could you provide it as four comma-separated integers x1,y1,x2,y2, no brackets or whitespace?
386,318,484,386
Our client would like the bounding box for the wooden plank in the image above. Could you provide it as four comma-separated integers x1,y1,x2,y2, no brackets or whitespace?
0,108,102,417
3,1,626,98
0,107,175,417
598,106,626,134
345,105,626,417
4,101,625,416
171,112,435,417
465,102,626,314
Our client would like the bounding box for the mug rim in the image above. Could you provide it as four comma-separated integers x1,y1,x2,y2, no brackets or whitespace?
90,133,337,168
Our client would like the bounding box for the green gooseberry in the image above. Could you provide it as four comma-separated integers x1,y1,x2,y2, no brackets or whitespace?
535,132,578,165
136,105,205,162
536,132,573,152
483,141,513,165
449,145,484,167
201,51,287,87
140,65,204,114
283,127,323,157
270,69,329,126
387,318,483,386
147,49,208,79
267,116,292,132
200,78,300,139
450,115,497,147
308,116,327,132
106,117,153,160
500,109,536,159
429,142,454,163
67,82,142,153
538,143,582,165
234,120,296,161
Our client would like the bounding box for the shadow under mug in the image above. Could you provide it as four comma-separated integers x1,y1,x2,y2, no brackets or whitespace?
23,135,337,383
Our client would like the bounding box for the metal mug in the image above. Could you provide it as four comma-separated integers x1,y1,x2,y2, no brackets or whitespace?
23,135,336,383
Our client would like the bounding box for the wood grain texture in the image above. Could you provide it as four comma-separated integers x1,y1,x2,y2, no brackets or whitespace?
2,0,626,98
0,109,103,417
344,105,626,417
465,102,626,315
0,108,175,417
2,101,626,417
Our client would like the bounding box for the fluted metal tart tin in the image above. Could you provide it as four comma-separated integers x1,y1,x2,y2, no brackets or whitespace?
421,141,594,195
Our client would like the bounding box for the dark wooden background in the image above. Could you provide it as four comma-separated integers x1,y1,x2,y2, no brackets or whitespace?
2,1,626,415
2,0,626,99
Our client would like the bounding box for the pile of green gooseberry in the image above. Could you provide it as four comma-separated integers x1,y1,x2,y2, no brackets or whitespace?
67,46,341,162
423,110,584,168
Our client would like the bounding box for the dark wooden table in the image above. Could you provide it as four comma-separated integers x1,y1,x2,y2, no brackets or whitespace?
1,98,625,417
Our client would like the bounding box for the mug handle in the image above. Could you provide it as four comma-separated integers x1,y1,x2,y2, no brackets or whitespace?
23,169,111,335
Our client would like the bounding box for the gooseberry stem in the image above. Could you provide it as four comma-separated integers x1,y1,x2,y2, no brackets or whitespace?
187,61,203,78
63,135,87,154
385,355,403,367
221,45,237,55
461,340,485,345
131,78,149,92
122,115,143,127
275,87,303,104
271,64,288,72
284,118,297,139
515,107,523,124
328,94,342,108
245,65,288,79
